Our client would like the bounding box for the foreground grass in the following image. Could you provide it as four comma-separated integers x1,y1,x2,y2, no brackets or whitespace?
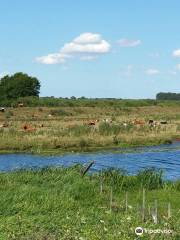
0,167,179,239
1,104,180,153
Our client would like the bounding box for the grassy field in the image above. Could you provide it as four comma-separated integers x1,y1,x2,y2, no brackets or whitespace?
0,167,179,239
1,102,180,153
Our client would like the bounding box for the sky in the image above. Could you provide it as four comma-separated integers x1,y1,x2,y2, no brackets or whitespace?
0,0,180,99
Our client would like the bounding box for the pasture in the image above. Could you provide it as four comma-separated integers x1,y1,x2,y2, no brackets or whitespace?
0,102,180,153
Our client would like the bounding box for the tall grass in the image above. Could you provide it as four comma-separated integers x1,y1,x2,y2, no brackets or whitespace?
0,104,180,153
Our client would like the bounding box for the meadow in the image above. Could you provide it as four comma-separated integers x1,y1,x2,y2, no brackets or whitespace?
0,167,179,239
0,99,180,239
1,99,180,153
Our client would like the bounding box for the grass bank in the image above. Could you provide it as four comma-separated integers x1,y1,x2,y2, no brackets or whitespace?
0,167,179,239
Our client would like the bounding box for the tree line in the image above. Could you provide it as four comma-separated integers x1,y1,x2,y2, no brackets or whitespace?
1,72,180,106
156,92,180,100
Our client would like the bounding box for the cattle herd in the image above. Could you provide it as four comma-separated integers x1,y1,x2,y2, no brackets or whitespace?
0,106,168,131
85,118,168,128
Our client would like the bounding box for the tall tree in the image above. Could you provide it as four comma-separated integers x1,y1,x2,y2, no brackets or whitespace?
0,72,40,100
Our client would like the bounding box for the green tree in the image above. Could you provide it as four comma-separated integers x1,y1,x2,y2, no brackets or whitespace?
0,72,40,100
156,92,180,100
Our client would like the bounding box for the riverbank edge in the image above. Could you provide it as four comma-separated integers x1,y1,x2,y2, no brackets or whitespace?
0,137,173,156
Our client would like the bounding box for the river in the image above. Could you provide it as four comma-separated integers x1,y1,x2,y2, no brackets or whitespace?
0,142,180,180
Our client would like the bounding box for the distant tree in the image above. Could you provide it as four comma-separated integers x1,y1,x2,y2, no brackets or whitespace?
0,72,40,100
156,92,180,100
70,96,76,100
79,96,86,99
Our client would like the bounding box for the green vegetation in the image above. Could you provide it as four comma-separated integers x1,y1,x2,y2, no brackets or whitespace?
0,167,179,239
0,73,40,101
157,92,180,100
0,75,180,153
0,103,180,153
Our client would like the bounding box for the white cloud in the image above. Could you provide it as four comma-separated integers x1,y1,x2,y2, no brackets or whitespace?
61,33,110,55
36,33,110,64
117,38,141,47
36,53,73,65
36,53,67,64
172,49,180,57
146,69,160,75
73,32,101,44
80,55,97,61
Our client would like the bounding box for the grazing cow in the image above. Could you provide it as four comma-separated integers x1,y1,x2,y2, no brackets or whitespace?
133,119,145,125
148,119,154,124
88,120,96,126
22,124,29,130
18,103,24,107
0,123,8,128
22,124,35,132
87,119,99,126
103,119,112,123
160,121,167,125
0,107,5,112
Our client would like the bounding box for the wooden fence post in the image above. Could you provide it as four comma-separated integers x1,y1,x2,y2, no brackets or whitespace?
110,187,113,213
100,170,103,194
125,192,128,212
154,200,158,224
142,188,145,222
168,202,171,219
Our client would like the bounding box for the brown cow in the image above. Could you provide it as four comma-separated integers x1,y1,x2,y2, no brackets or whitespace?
133,119,145,125
88,121,96,126
22,124,35,132
87,119,99,126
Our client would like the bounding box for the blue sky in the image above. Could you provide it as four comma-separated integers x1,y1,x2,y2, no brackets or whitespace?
0,0,180,98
